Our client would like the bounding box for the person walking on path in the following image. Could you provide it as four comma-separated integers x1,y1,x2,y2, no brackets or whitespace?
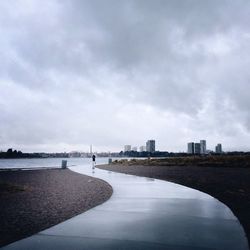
92,154,96,169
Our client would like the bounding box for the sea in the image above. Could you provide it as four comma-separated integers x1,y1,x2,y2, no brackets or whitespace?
0,157,111,170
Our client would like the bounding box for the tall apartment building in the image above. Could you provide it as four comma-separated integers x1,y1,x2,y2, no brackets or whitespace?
215,143,222,154
146,140,155,153
124,145,131,152
132,147,137,151
187,142,195,154
194,143,201,154
200,140,206,154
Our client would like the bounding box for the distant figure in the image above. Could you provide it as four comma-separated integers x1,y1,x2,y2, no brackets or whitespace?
92,154,96,170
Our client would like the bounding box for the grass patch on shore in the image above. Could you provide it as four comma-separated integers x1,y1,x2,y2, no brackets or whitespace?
112,155,250,168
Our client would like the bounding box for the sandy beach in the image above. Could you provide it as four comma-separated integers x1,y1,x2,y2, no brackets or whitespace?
0,168,113,247
98,163,250,246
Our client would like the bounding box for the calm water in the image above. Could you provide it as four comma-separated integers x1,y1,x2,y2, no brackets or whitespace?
0,157,109,169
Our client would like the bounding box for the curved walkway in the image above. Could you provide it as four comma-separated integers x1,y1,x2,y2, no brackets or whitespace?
2,165,249,250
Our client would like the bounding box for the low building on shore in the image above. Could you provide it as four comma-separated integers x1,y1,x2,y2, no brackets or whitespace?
124,145,131,152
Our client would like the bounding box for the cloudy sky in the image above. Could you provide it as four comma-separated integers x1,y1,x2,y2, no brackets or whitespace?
0,0,250,153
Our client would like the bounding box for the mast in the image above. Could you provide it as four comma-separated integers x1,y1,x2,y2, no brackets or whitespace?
90,145,92,156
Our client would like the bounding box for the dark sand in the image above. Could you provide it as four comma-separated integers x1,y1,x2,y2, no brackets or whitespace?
0,168,113,247
98,164,250,245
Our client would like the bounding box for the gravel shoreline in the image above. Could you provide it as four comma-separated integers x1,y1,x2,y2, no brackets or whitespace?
0,168,113,247
98,164,250,246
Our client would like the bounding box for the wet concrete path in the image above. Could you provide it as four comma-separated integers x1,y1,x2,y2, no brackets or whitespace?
2,164,249,250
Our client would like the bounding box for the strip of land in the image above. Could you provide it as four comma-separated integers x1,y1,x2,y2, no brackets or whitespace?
98,157,250,246
0,168,113,247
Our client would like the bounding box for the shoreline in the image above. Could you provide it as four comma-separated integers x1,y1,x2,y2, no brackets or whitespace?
0,168,113,247
98,163,250,246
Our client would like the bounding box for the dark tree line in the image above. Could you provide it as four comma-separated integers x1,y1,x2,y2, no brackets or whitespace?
0,148,40,159
121,151,189,158
120,150,250,158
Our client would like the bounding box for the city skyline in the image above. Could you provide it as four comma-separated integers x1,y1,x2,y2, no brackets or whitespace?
1,1,250,153
0,140,237,154
187,140,222,154
0,138,241,154
0,138,245,154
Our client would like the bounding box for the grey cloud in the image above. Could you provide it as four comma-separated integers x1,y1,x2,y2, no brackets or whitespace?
0,0,250,151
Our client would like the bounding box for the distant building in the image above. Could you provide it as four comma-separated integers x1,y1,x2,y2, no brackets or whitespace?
132,147,137,151
69,151,81,157
146,140,155,153
194,143,201,154
215,143,222,154
124,145,131,152
187,142,195,154
139,146,146,152
200,140,206,154
206,150,213,155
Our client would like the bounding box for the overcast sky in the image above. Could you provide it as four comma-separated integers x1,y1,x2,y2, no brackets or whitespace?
1,0,250,153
